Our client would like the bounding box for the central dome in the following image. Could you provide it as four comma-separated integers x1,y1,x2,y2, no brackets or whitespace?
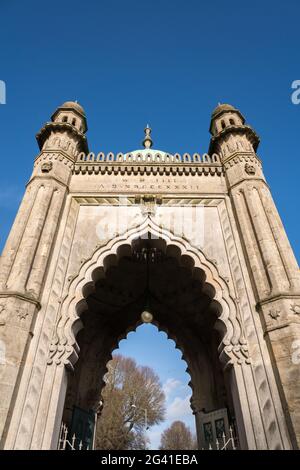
123,148,174,161
123,125,175,160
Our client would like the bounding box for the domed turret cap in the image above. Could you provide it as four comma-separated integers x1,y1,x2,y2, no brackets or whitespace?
212,103,245,121
51,100,87,132
209,103,245,134
58,100,85,117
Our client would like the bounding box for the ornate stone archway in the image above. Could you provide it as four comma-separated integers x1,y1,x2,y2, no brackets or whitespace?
2,214,291,451
34,219,254,450
1,102,299,450
49,218,247,371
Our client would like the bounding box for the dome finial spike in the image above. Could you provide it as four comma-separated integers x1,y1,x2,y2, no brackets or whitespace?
143,124,153,149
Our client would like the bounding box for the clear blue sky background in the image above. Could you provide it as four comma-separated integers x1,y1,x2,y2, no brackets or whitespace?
0,0,299,449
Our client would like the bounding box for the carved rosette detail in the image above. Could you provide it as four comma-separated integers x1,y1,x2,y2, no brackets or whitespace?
290,303,300,315
16,307,29,321
269,308,280,320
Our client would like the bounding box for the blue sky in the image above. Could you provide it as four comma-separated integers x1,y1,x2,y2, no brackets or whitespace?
116,325,194,449
1,0,300,449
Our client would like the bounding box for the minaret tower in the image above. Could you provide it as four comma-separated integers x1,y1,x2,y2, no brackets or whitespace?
210,103,300,447
0,101,88,440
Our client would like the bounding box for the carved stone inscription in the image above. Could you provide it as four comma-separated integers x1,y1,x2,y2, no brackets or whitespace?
71,174,226,194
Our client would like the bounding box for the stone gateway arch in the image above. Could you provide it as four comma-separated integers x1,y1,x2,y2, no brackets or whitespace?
0,101,299,449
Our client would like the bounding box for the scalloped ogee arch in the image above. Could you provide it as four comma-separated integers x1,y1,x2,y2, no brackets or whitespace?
54,218,245,369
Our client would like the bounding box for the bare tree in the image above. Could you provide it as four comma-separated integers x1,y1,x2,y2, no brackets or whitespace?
160,421,197,450
96,355,165,450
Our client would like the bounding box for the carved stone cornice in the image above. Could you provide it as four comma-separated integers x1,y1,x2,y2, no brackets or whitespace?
0,290,41,309
222,151,262,167
71,195,224,206
229,178,269,192
263,319,300,336
257,293,300,308
73,164,224,177
36,122,89,154
257,294,300,336
26,174,70,190
219,343,251,369
34,150,75,166
209,124,260,154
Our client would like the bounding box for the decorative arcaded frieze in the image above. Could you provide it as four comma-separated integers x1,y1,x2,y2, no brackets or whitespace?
74,151,221,170
223,152,262,168
34,152,74,169
73,151,223,176
77,151,221,164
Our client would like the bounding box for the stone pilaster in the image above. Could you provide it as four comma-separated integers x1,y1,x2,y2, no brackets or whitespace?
0,101,88,445
209,103,300,448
